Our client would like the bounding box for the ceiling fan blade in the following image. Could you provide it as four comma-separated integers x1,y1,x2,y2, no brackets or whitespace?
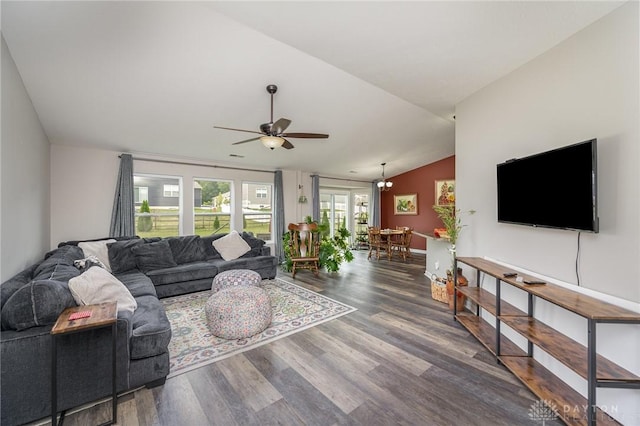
272,118,291,134
214,126,263,135
282,139,295,150
281,132,329,139
232,137,261,145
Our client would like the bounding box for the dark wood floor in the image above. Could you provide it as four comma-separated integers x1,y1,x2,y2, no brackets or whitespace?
56,250,562,426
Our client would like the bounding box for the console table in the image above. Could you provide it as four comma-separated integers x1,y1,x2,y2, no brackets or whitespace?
454,257,640,426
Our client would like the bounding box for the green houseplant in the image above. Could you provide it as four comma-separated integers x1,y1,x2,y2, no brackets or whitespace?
432,205,475,311
282,216,354,274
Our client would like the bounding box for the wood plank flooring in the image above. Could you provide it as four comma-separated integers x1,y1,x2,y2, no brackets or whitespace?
54,251,563,425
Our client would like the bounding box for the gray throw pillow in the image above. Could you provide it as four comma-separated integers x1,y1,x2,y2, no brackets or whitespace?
131,240,178,273
1,280,76,331
107,239,143,274
241,232,266,257
167,235,206,264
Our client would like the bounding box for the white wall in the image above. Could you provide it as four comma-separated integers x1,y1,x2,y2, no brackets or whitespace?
1,35,50,281
456,3,639,423
49,145,304,249
457,2,638,302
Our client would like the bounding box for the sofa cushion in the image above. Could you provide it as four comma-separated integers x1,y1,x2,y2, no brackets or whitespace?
145,261,219,286
115,271,158,298
107,239,143,274
1,263,38,311
68,266,137,314
240,232,267,257
167,235,206,264
210,255,278,274
129,294,172,359
1,279,76,331
32,245,84,282
78,239,116,272
212,230,251,261
130,240,177,273
200,234,226,260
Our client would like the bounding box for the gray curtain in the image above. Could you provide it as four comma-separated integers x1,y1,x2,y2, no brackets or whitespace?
371,182,381,227
109,154,135,237
274,170,285,263
311,174,320,222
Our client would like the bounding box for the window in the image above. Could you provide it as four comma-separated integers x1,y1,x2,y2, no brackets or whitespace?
255,187,268,199
193,179,232,236
133,175,181,237
242,182,273,241
163,184,180,197
134,186,148,203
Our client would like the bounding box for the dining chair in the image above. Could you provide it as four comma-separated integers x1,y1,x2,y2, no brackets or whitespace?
391,227,413,261
367,226,388,261
288,222,321,278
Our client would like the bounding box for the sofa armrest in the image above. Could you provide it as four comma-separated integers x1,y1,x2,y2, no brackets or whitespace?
261,246,271,256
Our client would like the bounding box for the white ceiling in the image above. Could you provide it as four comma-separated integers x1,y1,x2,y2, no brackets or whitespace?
1,1,624,181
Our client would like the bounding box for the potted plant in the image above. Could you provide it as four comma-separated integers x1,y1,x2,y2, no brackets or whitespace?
432,205,475,311
282,216,354,274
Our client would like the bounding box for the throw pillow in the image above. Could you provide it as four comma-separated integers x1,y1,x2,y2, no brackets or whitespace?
78,239,116,272
107,239,143,274
167,235,206,264
68,266,137,314
212,230,252,261
1,280,76,331
130,240,178,273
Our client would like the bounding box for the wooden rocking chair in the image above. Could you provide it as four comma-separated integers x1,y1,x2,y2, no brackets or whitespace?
288,222,321,278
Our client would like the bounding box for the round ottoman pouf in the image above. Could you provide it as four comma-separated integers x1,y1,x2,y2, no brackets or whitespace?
211,269,262,293
205,286,272,339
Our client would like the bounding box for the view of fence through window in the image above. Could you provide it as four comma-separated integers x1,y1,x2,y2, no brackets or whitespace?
242,182,273,240
133,175,273,239
193,179,232,236
134,175,181,238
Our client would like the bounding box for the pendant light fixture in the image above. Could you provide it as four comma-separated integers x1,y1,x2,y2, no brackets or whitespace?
377,162,393,191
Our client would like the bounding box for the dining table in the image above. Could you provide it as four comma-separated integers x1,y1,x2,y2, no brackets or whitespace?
379,228,404,260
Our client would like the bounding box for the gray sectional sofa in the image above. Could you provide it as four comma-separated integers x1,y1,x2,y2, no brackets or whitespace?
0,232,277,426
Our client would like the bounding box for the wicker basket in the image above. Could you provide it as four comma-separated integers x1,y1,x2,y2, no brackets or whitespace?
431,280,448,303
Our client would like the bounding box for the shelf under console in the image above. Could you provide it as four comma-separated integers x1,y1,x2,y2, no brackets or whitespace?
499,316,640,383
499,356,620,426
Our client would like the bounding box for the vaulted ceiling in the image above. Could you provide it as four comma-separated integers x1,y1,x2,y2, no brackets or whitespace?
1,1,623,180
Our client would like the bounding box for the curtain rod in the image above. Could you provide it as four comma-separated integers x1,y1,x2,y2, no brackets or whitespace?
120,155,275,174
314,175,373,184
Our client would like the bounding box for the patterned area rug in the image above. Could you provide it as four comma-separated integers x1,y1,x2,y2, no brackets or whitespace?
161,278,357,378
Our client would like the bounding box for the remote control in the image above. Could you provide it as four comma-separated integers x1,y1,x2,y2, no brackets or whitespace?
69,311,92,320
523,279,546,285
503,272,517,278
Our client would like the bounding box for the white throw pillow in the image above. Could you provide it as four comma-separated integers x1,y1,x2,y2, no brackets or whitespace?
78,239,116,272
68,266,137,314
212,230,251,261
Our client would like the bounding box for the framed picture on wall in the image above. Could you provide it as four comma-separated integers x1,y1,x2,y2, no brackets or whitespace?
435,180,455,206
394,194,418,215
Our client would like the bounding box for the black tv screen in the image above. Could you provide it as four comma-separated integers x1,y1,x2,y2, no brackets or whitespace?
497,139,599,232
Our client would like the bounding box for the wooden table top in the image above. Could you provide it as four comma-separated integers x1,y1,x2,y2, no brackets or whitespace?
51,302,117,335
380,229,403,235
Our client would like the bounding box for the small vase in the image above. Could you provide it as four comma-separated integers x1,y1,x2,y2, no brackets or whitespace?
446,267,468,312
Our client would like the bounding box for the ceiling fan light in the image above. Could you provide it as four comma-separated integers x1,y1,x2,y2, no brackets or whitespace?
377,181,385,188
260,136,285,150
386,181,393,188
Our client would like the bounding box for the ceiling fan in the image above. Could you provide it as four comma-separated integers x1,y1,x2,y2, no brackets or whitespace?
214,84,329,150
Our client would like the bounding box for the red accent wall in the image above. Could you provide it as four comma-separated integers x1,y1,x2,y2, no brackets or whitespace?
380,156,455,249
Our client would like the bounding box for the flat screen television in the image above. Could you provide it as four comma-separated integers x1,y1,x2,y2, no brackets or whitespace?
497,139,599,233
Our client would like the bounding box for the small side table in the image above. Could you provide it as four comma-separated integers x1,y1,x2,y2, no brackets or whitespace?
51,302,118,426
